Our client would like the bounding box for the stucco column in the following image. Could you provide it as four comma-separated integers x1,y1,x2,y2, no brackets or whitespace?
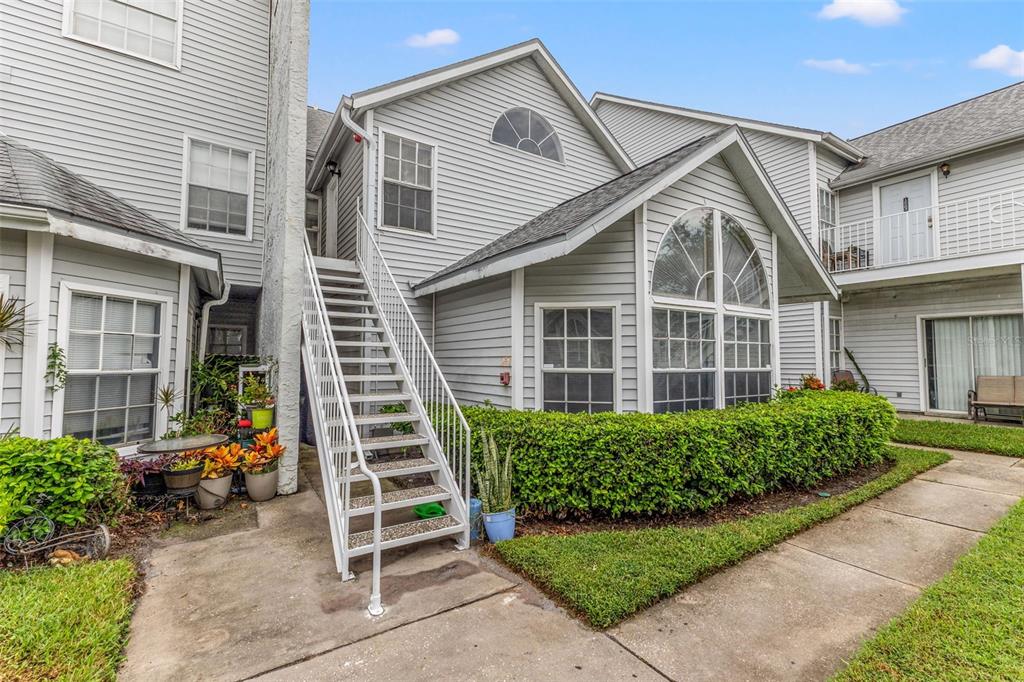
259,0,309,494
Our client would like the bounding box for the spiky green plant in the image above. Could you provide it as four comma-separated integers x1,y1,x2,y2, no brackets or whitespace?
475,430,513,514
0,294,28,351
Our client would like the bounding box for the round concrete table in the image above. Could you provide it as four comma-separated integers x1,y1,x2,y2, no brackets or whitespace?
136,433,228,456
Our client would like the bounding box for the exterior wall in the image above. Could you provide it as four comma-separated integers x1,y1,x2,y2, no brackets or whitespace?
523,217,638,411
0,229,27,432
335,135,363,261
817,148,847,187
593,100,724,166
778,304,818,386
367,57,624,335
842,274,1022,412
434,274,512,407
0,0,270,285
207,298,259,355
744,130,812,236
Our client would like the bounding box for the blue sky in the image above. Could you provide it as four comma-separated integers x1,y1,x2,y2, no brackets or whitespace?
308,1,1024,139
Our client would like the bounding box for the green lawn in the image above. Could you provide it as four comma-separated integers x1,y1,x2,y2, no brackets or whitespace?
834,500,1024,681
894,418,1024,457
495,446,948,629
0,559,136,681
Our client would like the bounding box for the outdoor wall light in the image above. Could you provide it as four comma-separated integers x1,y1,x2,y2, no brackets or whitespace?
939,162,951,178
325,160,340,177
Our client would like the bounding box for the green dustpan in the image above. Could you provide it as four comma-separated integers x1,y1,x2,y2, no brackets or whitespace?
413,502,446,519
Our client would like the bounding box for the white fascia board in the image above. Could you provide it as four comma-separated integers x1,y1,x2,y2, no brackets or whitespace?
415,129,741,296
307,98,352,193
0,203,50,230
833,249,1024,291
46,212,222,275
591,92,864,163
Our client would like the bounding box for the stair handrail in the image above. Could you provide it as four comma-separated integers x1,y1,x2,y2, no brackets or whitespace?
355,210,471,528
300,233,385,616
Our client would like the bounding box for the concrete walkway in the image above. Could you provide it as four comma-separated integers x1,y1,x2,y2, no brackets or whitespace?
120,449,1023,682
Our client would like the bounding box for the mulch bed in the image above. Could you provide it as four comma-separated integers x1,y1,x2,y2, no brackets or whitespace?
512,458,895,537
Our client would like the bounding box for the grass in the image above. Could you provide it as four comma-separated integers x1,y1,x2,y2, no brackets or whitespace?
0,559,136,681
834,500,1024,681
495,445,948,629
894,418,1024,458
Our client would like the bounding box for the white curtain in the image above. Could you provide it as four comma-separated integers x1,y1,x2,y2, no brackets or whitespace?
971,315,1023,376
931,318,971,412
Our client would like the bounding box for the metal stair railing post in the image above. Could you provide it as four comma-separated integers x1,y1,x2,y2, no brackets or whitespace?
300,233,386,616
355,210,471,544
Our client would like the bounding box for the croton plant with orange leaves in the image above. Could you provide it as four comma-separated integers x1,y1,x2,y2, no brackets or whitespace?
201,442,244,479
241,427,285,474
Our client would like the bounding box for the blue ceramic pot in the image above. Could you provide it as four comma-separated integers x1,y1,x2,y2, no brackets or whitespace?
482,507,516,542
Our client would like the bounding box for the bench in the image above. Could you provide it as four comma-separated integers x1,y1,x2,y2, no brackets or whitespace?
968,376,1024,421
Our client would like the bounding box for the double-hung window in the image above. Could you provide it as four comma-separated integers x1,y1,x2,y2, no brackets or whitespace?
829,317,842,374
819,186,837,244
381,132,434,234
65,0,181,68
540,307,616,413
305,194,322,255
185,139,254,238
62,291,165,446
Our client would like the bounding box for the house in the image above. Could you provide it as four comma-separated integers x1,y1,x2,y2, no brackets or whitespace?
0,0,310,491
592,83,1024,415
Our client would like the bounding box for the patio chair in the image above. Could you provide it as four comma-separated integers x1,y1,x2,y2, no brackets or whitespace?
968,376,1024,422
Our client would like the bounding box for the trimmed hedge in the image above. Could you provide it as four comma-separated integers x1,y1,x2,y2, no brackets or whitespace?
464,391,896,519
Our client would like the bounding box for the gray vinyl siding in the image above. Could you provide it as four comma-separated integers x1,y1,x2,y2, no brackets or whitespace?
335,136,364,261
0,0,269,286
434,274,512,407
938,141,1024,206
817,148,847,187
594,100,725,166
44,238,184,438
0,230,27,432
207,302,258,355
523,217,638,411
645,155,774,286
778,303,818,386
744,131,812,237
843,275,1022,412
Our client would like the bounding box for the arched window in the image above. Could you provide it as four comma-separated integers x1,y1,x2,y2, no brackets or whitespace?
651,208,773,413
491,107,563,162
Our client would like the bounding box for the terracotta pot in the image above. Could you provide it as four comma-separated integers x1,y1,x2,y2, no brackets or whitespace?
196,475,232,509
161,464,202,493
244,467,279,501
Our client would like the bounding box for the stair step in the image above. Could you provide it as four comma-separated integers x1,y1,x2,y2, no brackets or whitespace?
327,310,378,320
348,515,463,555
318,274,364,286
352,434,430,451
352,411,419,425
335,340,388,348
324,298,371,308
348,392,410,403
323,286,370,296
343,373,403,382
348,484,450,516
313,257,359,275
348,456,437,481
332,325,384,334
335,356,393,365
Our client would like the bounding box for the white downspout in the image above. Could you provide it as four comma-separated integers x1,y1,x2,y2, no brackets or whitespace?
198,282,231,362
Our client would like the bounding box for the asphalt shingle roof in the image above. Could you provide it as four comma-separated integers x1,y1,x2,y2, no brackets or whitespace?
307,106,334,157
0,135,205,250
418,132,722,288
838,81,1024,185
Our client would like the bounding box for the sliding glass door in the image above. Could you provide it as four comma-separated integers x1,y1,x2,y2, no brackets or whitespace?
925,314,1023,412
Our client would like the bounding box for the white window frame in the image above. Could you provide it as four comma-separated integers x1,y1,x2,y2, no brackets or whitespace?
489,107,566,166
829,316,843,376
51,281,174,450
179,133,257,242
651,303,717,413
305,192,322,256
534,302,621,413
376,126,439,239
649,207,775,410
206,324,247,356
61,0,185,70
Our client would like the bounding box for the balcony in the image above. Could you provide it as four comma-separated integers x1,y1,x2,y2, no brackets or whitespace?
820,188,1024,274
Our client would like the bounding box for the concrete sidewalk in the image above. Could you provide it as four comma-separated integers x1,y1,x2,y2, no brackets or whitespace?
120,449,1023,682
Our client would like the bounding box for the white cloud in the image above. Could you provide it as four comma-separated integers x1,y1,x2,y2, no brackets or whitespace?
818,0,907,27
969,45,1024,77
803,58,870,75
404,28,460,48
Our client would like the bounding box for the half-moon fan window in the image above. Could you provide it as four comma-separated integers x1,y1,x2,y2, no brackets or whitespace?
651,208,715,302
721,214,769,308
491,107,564,162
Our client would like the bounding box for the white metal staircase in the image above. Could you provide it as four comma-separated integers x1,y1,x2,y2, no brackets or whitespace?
300,222,470,616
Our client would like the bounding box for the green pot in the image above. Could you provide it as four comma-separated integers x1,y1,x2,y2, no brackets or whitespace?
250,407,275,429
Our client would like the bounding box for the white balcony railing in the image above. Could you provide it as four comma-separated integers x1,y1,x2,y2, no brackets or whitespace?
820,188,1024,273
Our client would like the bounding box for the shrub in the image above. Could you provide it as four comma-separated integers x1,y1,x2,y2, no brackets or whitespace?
0,436,127,533
462,391,896,519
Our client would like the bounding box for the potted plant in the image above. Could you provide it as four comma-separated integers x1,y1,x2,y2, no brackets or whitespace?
120,455,171,496
196,443,243,509
240,374,275,430
161,454,204,493
475,430,515,542
241,428,284,501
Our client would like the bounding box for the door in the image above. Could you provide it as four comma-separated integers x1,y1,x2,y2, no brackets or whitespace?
879,176,933,265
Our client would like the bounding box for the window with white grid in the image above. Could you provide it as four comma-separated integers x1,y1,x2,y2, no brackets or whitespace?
62,292,163,445
305,194,321,256
830,317,842,373
207,325,246,355
723,315,772,405
540,307,615,413
185,139,253,237
652,308,716,413
819,187,836,232
65,0,180,67
381,133,434,233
